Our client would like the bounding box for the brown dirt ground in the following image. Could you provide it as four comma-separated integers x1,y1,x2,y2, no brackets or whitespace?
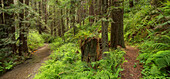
121,46,143,79
0,44,51,79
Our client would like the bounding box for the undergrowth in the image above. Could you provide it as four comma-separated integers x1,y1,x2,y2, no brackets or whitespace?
34,40,125,79
124,1,170,78
0,30,45,75
28,30,45,52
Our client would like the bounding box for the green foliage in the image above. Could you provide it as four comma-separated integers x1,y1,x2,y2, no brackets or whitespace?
28,30,44,51
124,0,170,78
34,41,125,79
50,37,64,50
137,36,170,78
41,33,56,43
0,30,46,75
0,54,21,75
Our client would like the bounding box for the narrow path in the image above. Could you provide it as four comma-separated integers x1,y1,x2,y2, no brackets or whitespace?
0,44,51,79
121,46,142,79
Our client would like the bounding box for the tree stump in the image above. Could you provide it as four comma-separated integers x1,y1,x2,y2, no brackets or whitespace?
81,38,102,62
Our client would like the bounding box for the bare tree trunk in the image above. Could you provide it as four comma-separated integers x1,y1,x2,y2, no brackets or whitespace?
101,0,109,55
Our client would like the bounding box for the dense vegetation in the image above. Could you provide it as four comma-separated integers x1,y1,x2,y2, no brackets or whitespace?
0,0,169,79
124,0,170,78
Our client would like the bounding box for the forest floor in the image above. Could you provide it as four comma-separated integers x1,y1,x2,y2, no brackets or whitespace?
121,46,143,79
0,44,51,79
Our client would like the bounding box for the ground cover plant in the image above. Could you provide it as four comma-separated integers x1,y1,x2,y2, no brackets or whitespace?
34,41,125,79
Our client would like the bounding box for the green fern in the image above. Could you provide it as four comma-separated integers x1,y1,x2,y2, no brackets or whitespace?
153,50,170,69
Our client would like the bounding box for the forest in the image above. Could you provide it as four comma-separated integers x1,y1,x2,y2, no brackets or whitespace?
0,0,170,79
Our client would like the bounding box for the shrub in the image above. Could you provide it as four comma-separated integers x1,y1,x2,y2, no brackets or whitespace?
34,43,125,79
28,30,44,51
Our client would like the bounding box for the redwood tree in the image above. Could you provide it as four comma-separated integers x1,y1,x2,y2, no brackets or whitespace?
110,0,125,49
19,0,29,56
101,0,109,54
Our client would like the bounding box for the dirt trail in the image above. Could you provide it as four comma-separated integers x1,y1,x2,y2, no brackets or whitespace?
0,44,51,79
121,46,142,79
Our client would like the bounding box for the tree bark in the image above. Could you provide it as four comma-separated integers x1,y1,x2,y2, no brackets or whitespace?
19,0,29,56
110,0,119,49
110,0,125,49
71,0,76,35
118,0,125,48
57,8,62,37
61,9,65,36
89,0,94,25
38,1,42,34
101,0,109,55
44,0,48,29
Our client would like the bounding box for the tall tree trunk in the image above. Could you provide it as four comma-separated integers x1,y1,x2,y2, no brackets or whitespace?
98,0,102,19
82,0,88,25
38,1,42,34
58,20,61,37
89,0,94,25
58,9,62,37
77,1,82,26
44,0,47,29
94,0,98,22
66,8,69,30
51,5,55,36
110,0,119,49
54,5,57,36
24,0,29,54
61,9,65,36
71,0,76,35
101,0,109,55
19,0,29,56
110,0,125,49
19,0,24,56
118,0,125,48
1,0,5,24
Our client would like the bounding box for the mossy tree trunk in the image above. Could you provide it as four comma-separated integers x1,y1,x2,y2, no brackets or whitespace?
101,0,109,55
110,0,125,49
